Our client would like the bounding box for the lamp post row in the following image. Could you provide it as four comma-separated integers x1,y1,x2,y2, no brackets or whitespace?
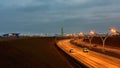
77,27,120,52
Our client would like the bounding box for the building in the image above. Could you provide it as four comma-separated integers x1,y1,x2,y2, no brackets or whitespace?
3,33,20,37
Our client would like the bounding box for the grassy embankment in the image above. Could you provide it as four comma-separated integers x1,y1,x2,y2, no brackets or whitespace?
0,37,73,68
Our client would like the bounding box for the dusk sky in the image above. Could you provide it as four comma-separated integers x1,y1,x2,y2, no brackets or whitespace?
0,0,120,35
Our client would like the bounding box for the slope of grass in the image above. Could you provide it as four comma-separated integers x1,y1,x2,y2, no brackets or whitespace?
0,37,72,68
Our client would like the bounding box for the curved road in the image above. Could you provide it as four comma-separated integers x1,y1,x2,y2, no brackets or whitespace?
57,39,120,68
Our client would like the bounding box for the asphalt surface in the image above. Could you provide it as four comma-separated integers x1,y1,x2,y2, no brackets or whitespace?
57,39,120,68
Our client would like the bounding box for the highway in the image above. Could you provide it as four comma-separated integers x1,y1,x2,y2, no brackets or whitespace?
73,39,120,55
57,39,120,68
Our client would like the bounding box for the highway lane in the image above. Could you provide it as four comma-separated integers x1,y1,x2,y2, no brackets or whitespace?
57,39,120,68
73,39,120,55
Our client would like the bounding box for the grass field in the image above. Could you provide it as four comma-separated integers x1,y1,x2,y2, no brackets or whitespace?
0,37,73,68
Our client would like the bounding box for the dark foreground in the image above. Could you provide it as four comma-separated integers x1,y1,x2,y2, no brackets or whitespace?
0,37,75,68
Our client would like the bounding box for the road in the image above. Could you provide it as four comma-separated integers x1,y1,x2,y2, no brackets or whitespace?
57,39,120,68
73,39,120,55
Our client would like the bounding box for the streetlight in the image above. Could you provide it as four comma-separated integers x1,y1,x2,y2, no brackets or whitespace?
78,32,85,46
88,30,95,48
89,30,95,35
96,33,109,52
109,27,120,35
88,30,109,52
89,30,109,52
78,32,85,39
79,32,84,36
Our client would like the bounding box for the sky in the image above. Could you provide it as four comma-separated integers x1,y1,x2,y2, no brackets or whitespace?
0,0,120,35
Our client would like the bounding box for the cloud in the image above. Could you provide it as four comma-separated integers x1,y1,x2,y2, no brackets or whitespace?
0,0,120,33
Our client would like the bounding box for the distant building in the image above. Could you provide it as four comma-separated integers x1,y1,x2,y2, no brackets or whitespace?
3,33,20,37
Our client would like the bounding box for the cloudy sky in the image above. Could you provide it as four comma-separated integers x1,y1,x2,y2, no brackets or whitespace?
0,0,120,34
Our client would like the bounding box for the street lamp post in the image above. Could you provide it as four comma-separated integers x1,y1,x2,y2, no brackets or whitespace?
97,33,109,52
78,32,85,46
96,26,120,52
109,27,120,35
79,32,85,39
88,36,94,48
87,30,109,52
88,30,95,48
